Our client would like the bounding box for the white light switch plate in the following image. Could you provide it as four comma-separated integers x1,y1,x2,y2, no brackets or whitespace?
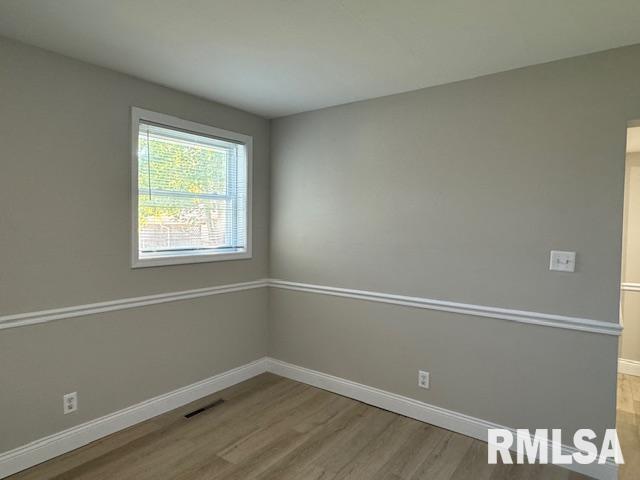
549,250,576,272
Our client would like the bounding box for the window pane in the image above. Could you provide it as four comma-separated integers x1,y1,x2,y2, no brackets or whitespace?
138,196,233,252
137,121,247,259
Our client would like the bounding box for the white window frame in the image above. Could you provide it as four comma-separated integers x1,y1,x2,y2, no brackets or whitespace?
131,107,252,268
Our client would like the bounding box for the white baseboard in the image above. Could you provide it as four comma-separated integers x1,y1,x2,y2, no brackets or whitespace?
0,356,618,480
0,357,269,479
267,358,618,480
619,358,640,376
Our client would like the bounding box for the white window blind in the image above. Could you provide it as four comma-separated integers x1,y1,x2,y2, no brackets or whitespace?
132,110,250,267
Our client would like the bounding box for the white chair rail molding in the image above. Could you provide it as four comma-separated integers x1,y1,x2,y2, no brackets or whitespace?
0,279,622,336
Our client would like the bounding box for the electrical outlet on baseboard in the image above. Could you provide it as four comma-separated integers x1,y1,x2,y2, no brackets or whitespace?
418,370,430,389
63,392,78,414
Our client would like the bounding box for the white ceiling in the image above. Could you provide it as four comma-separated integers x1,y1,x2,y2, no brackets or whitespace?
628,127,640,154
1,1,640,118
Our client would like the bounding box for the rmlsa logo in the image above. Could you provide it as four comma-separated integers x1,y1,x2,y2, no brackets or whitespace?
488,429,624,465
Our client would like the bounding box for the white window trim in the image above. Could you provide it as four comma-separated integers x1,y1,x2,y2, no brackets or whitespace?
131,107,253,268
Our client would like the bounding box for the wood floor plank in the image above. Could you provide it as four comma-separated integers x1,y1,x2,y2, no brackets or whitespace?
309,405,396,475
331,416,423,480
255,402,370,480
7,420,161,480
618,374,635,414
180,379,307,450
71,439,197,480
618,373,640,480
159,447,234,480
218,389,333,464
370,423,450,479
408,431,474,480
448,441,496,480
212,429,312,480
629,374,640,403
292,394,356,434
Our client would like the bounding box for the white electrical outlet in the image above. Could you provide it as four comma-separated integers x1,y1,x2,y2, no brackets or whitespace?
63,392,78,414
418,370,430,389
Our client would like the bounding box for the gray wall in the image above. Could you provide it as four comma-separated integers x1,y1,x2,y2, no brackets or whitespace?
270,288,618,435
270,44,640,435
621,153,640,361
0,37,269,452
0,290,268,452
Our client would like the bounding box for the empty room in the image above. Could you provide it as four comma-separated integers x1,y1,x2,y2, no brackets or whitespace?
0,1,639,479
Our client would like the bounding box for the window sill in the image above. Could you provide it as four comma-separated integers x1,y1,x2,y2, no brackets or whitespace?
132,250,251,268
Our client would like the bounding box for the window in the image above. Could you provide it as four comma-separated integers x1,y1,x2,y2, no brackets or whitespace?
131,108,251,267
